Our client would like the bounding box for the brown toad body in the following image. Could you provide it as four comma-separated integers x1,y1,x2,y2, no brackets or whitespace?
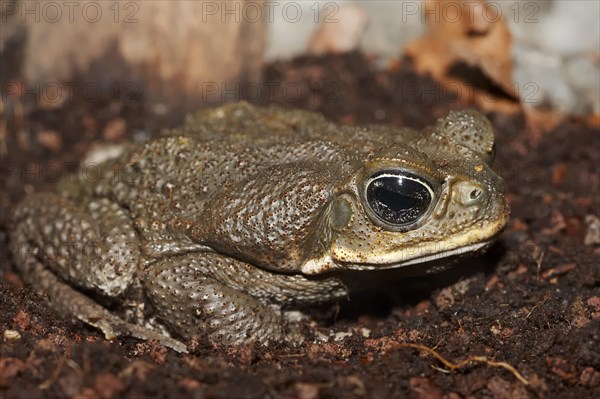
10,103,508,352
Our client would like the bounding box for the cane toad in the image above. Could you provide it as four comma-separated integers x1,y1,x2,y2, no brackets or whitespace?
10,103,509,352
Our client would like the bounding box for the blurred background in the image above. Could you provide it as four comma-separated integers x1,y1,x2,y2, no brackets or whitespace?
2,0,599,210
2,0,598,117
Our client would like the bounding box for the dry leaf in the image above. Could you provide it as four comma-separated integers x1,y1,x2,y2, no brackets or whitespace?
405,0,518,113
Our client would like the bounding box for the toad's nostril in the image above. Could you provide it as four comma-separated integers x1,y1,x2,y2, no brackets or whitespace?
454,182,487,206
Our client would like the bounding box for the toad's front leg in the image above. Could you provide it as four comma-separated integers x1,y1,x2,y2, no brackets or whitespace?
143,253,348,345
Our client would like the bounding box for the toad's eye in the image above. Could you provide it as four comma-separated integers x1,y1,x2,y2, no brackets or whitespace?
365,171,434,227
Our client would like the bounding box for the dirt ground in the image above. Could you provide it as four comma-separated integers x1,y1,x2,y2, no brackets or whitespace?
1,52,599,399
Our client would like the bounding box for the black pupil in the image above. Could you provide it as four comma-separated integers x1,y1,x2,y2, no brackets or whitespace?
366,174,432,226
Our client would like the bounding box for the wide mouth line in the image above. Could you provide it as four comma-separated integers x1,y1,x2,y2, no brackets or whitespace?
354,216,508,266
397,241,490,266
302,217,508,275
341,240,492,270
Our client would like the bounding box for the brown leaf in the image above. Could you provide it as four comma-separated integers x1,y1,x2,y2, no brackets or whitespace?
404,0,518,113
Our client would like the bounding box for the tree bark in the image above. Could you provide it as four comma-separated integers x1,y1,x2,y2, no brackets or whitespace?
1,0,266,109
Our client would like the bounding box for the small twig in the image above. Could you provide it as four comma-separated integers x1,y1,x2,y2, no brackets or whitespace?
431,365,451,374
38,358,65,390
525,293,551,320
535,251,545,281
525,305,539,320
394,342,529,385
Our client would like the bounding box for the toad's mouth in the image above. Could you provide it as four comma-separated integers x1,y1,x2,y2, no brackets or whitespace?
301,215,508,275
344,240,492,270
301,240,493,274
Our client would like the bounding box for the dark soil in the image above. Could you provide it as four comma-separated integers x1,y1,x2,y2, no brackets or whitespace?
1,52,599,399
